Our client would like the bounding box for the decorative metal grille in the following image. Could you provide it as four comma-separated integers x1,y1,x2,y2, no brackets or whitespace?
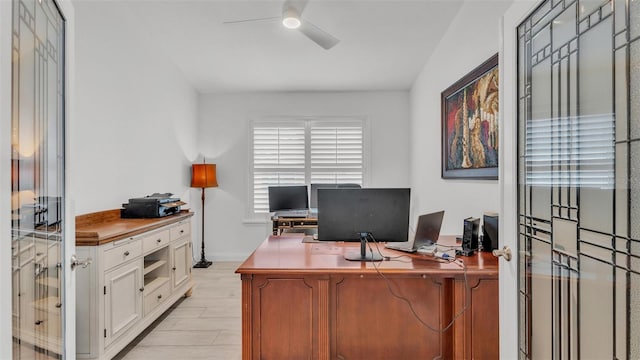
517,0,639,358
11,0,65,358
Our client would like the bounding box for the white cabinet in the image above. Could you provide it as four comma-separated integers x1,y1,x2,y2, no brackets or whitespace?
76,213,194,359
11,236,63,354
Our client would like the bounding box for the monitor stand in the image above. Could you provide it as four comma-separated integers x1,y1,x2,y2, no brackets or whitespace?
344,233,383,261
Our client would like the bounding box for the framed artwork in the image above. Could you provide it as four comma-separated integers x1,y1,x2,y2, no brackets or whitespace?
441,54,499,180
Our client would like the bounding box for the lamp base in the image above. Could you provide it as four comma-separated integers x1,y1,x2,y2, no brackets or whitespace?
193,259,213,268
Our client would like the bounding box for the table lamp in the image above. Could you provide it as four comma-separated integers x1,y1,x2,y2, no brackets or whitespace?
191,163,218,268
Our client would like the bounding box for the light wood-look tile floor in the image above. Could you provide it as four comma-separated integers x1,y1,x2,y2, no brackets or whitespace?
114,262,242,360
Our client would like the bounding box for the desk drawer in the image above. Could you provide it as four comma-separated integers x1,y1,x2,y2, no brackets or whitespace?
142,229,170,254
277,220,317,228
170,222,190,241
291,220,316,227
104,240,142,270
144,281,171,316
277,221,292,228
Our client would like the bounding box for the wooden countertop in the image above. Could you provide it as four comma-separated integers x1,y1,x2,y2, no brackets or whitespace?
76,209,194,246
236,234,498,277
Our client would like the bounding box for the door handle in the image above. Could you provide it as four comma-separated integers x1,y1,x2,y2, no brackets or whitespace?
492,246,512,262
70,254,93,270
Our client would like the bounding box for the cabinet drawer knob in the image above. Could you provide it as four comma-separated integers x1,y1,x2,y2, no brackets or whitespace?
172,267,177,271
157,294,162,300
180,230,184,234
156,238,162,243
124,251,130,256
139,287,144,292
35,320,43,325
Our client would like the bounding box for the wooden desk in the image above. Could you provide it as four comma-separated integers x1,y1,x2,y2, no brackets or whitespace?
271,215,318,235
236,235,498,360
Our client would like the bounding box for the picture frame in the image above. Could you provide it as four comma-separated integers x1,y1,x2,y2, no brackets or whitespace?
441,54,499,180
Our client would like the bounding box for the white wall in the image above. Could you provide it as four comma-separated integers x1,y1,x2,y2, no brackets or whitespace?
198,91,410,260
409,1,513,235
72,1,199,215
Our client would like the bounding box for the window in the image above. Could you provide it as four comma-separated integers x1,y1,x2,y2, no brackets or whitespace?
251,118,365,213
525,114,614,188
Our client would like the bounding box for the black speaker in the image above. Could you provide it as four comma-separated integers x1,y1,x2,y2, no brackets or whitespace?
458,217,480,256
482,213,499,252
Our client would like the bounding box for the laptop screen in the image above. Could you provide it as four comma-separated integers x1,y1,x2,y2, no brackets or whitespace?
413,211,445,247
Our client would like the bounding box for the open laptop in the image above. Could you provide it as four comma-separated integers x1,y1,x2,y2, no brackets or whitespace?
385,211,445,253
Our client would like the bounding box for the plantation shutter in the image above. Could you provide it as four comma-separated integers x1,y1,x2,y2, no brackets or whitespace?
253,126,306,213
525,115,614,188
310,123,363,185
251,119,365,213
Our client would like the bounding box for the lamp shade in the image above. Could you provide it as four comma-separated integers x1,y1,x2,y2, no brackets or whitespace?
191,164,218,188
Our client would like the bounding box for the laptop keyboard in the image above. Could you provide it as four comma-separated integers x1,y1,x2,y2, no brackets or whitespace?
385,243,415,252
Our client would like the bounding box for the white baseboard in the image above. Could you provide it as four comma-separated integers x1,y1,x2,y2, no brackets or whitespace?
207,253,250,262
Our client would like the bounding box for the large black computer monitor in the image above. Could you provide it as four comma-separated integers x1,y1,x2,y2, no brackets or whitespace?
317,188,410,261
268,185,308,212
309,183,361,208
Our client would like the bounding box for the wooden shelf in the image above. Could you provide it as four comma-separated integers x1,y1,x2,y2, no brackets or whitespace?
143,276,169,293
36,276,60,289
32,296,62,313
143,259,167,275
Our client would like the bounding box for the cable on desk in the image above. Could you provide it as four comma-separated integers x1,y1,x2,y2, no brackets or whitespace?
366,233,471,334
436,243,463,249
364,236,413,263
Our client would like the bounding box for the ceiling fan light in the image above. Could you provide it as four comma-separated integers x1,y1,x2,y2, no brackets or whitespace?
282,8,301,29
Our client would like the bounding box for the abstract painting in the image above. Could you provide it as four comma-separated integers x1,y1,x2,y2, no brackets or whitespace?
441,54,499,179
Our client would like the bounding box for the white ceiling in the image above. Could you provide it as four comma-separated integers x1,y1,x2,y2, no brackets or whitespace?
122,0,466,93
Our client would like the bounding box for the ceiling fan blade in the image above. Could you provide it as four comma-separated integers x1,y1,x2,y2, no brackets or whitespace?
223,16,280,25
283,0,309,15
298,20,340,50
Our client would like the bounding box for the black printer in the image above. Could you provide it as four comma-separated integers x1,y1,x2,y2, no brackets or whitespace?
121,193,186,218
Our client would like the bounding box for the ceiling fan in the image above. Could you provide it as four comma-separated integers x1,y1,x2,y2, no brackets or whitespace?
223,0,340,50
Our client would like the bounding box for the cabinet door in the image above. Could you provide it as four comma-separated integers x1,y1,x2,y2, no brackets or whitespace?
453,277,499,359
12,269,19,333
171,238,191,289
104,260,143,346
19,258,36,344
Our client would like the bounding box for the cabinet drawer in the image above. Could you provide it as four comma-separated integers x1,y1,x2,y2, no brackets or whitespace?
142,229,170,254
104,240,142,270
144,281,171,316
170,222,190,240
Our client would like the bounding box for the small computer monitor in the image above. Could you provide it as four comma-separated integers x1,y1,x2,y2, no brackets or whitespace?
268,185,309,212
317,188,410,242
309,183,361,208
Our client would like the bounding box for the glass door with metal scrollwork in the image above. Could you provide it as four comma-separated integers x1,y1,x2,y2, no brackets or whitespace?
11,0,66,358
517,0,639,358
